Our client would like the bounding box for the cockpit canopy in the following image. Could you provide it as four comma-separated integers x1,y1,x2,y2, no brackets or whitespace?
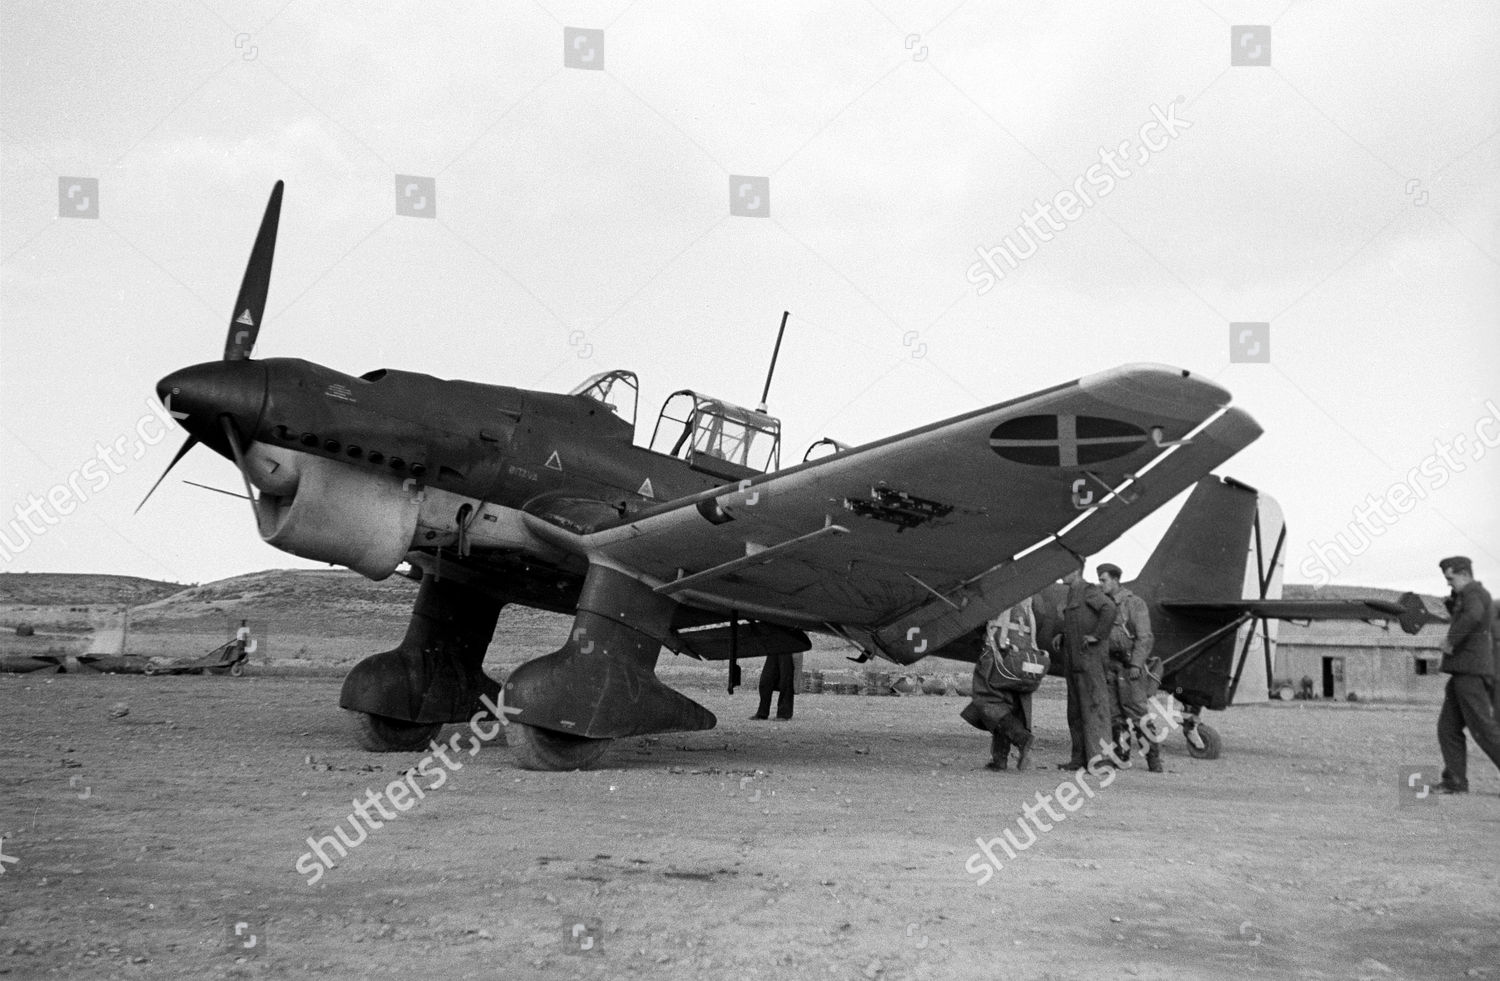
649,390,781,479
568,370,639,428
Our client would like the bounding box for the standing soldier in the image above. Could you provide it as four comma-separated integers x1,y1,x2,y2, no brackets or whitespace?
1098,564,1161,773
1053,565,1117,770
1434,556,1500,793
752,652,796,721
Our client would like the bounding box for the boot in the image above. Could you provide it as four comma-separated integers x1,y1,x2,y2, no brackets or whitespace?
1141,723,1162,771
986,732,1010,770
1014,732,1034,771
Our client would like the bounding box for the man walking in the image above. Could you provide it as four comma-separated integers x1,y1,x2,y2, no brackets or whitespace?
1054,565,1117,770
1098,563,1162,773
1435,556,1500,793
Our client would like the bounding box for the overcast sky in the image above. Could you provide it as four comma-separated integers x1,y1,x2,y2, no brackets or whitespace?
2,0,1496,594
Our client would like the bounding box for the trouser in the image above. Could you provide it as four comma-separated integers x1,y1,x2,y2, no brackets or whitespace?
1104,661,1161,766
985,693,1032,763
756,653,795,719
1437,673,1500,788
1066,654,1111,766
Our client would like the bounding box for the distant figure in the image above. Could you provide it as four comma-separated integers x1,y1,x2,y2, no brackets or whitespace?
1054,565,1117,770
752,653,795,721
1098,564,1161,773
961,599,1040,771
1434,556,1500,793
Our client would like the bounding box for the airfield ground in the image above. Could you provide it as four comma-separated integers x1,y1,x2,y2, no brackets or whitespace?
2,664,1497,980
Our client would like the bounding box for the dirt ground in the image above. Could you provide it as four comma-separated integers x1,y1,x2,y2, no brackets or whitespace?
1,668,1497,981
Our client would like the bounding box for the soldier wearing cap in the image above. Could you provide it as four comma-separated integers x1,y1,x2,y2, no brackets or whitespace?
1435,556,1500,793
1098,563,1162,773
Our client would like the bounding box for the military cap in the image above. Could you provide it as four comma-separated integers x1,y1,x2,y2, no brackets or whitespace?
1097,563,1124,580
1438,556,1473,575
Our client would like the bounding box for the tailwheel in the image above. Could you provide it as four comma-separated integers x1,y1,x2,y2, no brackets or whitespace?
354,712,442,752
511,724,611,771
1185,722,1222,760
228,661,245,677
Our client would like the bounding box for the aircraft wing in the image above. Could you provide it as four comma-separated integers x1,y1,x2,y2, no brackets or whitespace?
524,364,1263,664
1162,592,1443,636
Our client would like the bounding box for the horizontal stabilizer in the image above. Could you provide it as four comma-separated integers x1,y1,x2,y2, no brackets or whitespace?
1161,591,1442,636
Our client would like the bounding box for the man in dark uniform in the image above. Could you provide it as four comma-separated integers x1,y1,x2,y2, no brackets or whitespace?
1434,556,1500,793
1053,565,1117,770
752,652,795,721
1098,563,1162,773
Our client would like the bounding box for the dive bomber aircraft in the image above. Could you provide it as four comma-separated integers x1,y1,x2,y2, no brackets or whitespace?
142,183,1434,769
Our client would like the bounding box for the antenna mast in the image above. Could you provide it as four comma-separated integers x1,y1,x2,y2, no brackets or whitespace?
757,310,790,413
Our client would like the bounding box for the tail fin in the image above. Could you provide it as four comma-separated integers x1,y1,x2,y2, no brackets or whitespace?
1130,476,1285,710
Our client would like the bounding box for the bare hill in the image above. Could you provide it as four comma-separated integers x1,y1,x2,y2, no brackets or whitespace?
0,573,184,607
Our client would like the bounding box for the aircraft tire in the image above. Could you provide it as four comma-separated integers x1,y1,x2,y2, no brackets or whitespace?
1185,722,1222,760
511,724,610,771
229,662,245,678
355,712,442,752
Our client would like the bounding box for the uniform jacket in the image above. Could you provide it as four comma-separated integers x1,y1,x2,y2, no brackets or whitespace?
1107,587,1155,668
1061,578,1117,669
1442,580,1494,677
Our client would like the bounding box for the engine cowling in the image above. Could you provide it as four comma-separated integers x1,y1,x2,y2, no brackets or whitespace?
251,445,420,580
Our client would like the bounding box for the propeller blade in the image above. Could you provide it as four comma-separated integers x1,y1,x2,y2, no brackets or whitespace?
182,480,252,501
135,435,199,513
219,415,259,518
223,180,284,362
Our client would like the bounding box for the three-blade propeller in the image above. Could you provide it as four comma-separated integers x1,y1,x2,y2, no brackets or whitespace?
137,181,284,514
